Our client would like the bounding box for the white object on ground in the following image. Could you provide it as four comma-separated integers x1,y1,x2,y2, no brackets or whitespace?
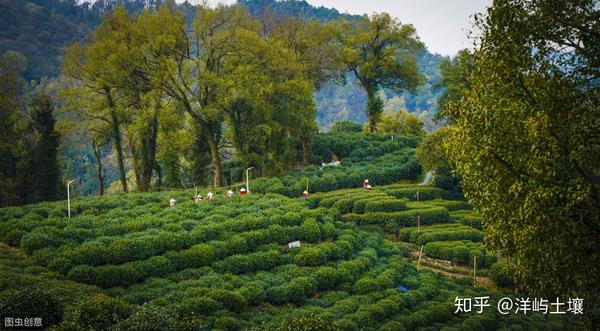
288,241,301,248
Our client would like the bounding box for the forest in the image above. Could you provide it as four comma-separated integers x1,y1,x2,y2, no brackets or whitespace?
0,0,598,329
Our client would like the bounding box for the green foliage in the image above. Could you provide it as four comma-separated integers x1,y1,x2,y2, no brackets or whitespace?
399,224,483,244
330,121,363,133
0,185,576,329
181,244,215,269
333,13,423,131
281,311,338,331
113,304,174,331
415,127,452,174
375,111,425,136
383,186,448,201
343,207,450,232
490,260,515,288
424,241,496,266
254,138,421,197
0,286,63,328
444,0,600,309
61,294,132,331
363,199,407,213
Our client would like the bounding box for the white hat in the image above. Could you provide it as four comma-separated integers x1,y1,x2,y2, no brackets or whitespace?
170,199,176,203
240,188,246,192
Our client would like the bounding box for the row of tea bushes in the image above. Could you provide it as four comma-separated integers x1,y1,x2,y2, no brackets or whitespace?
399,224,484,245
64,220,337,289
252,149,421,197
424,241,497,267
405,199,471,211
382,186,450,201
311,132,420,164
450,209,483,229
342,207,451,232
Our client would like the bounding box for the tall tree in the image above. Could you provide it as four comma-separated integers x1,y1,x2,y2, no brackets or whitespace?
139,4,251,187
375,110,424,136
62,6,133,192
445,0,600,320
266,17,338,164
436,49,474,121
27,92,61,202
0,51,27,206
334,13,423,132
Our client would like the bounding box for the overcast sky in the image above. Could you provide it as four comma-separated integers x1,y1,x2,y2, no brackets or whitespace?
201,0,492,56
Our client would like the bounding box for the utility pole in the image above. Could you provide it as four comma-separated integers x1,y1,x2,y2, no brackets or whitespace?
246,167,255,194
67,179,77,219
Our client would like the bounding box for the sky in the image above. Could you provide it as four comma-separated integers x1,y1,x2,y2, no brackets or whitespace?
202,0,492,56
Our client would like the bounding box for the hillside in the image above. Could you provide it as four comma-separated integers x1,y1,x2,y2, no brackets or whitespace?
0,185,573,330
0,133,579,329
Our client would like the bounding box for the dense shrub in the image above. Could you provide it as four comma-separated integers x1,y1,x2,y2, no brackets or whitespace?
330,120,363,133
490,260,515,287
314,266,340,290
253,149,421,196
383,187,449,201
401,225,484,244
342,207,450,231
20,226,66,254
363,199,407,213
3,229,26,247
181,244,215,269
0,286,63,328
113,304,174,331
281,311,338,331
424,241,496,266
61,294,132,331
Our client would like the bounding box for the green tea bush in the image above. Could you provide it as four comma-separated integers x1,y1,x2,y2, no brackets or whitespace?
61,294,132,331
314,266,341,290
401,224,484,245
363,199,407,213
20,226,66,254
342,207,450,231
424,241,496,266
253,149,421,197
113,304,174,331
383,187,449,201
181,244,215,269
0,286,63,328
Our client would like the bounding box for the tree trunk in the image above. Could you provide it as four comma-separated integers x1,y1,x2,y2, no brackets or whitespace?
204,126,222,188
136,113,159,192
301,133,312,165
91,138,104,196
154,161,162,190
130,139,141,190
365,87,381,133
110,109,128,193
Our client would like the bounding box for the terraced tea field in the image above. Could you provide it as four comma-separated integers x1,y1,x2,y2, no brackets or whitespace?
0,182,576,330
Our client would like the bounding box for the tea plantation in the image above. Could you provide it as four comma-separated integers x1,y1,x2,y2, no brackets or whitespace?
0,141,578,330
